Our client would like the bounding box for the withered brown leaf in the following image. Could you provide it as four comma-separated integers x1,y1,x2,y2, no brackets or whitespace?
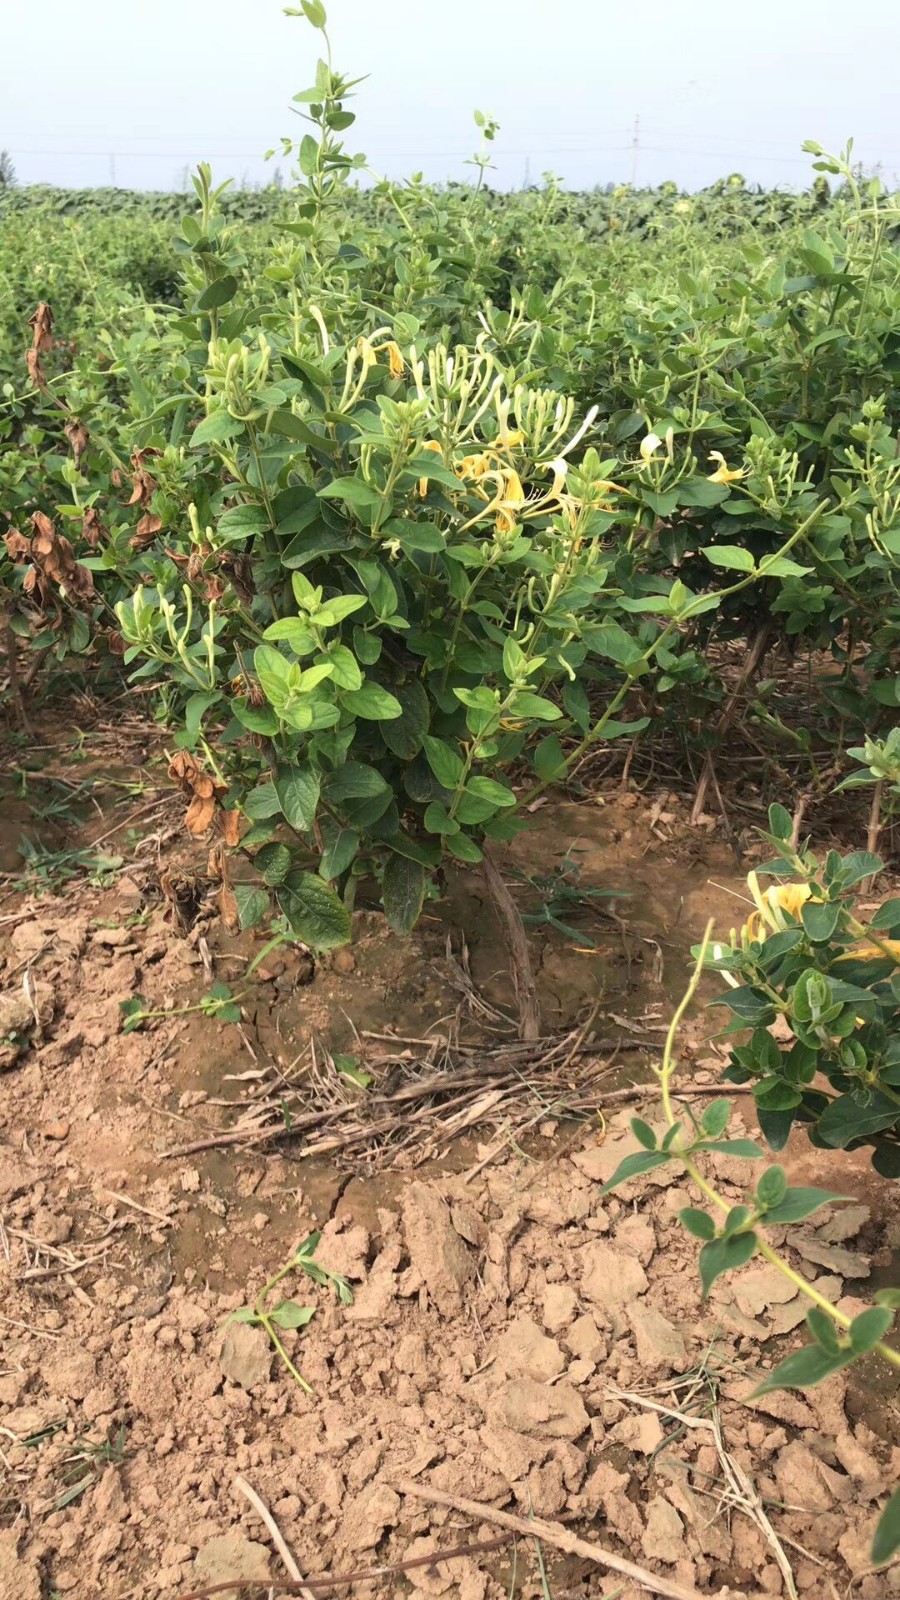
167,750,226,838
221,809,242,847
28,302,53,353
130,512,162,551
82,507,107,547
26,303,54,389
4,528,32,563
218,883,240,934
28,512,95,606
64,418,90,466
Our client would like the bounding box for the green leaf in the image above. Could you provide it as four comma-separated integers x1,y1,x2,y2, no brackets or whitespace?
324,762,389,802
630,1117,657,1150
868,899,900,932
534,734,567,781
233,885,270,932
466,776,516,808
404,455,465,491
701,1098,731,1137
875,1288,900,1310
837,850,883,889
510,691,562,722
679,1207,716,1241
319,821,360,880
190,409,245,447
806,1307,841,1353
423,801,458,836
266,408,338,454
752,1341,852,1395
277,873,350,949
872,1487,900,1566
758,555,812,578
677,476,730,508
342,682,402,720
600,1151,671,1193
756,1165,788,1208
701,544,755,572
197,274,238,310
801,899,841,943
254,644,291,705
274,763,321,833
318,476,383,512
301,0,327,27
422,735,464,789
320,643,362,691
382,854,426,935
314,594,368,627
264,618,317,654
699,1138,766,1158
381,678,430,759
768,803,794,842
184,690,220,743
849,1306,892,1353
268,1300,316,1330
817,1092,899,1148
762,1186,848,1223
800,227,835,274
243,782,282,820
218,503,271,541
698,1231,758,1296
255,842,292,886
444,832,484,864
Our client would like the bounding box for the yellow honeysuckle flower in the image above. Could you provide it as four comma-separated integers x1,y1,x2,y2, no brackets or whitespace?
707,450,745,485
497,424,525,450
418,439,443,498
385,341,405,380
458,451,496,481
837,939,900,965
744,877,812,942
495,469,525,535
548,456,569,499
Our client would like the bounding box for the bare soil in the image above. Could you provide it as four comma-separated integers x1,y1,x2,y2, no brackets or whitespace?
0,713,898,1600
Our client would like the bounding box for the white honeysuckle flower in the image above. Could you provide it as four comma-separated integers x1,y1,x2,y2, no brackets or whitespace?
640,431,662,461
557,403,599,460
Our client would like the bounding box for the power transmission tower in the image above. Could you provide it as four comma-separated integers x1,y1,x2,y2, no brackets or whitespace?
630,116,640,186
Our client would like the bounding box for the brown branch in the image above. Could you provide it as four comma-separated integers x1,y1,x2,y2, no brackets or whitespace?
173,1534,512,1598
690,623,772,826
397,1480,707,1600
482,846,540,1041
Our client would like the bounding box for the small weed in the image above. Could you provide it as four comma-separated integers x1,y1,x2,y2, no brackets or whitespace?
514,853,626,949
51,1425,127,1512
12,840,123,896
333,1052,372,1088
225,1233,353,1394
119,981,243,1032
294,1230,354,1305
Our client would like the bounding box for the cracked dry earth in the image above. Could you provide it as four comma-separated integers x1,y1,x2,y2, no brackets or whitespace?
1,781,899,1599
2,1062,899,1600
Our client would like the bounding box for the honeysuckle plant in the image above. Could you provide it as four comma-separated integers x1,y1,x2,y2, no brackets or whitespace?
106,4,829,948
603,913,900,1567
698,803,900,1177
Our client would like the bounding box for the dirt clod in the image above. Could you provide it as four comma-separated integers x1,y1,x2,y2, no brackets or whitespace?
219,1321,272,1390
193,1534,271,1599
401,1181,474,1315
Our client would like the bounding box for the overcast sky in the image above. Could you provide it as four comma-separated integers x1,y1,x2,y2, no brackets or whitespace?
4,0,899,193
